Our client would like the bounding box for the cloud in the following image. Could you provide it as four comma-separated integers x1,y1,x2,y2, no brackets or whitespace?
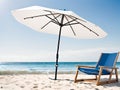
0,47,120,62
59,47,120,62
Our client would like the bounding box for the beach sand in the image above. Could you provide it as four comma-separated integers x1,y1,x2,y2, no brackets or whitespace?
0,74,120,90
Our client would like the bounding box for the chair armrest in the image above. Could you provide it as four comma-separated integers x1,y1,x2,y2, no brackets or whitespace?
99,66,118,69
77,65,96,68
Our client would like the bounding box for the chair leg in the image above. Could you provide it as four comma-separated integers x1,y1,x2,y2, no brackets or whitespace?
97,68,119,85
95,75,97,80
96,67,103,85
107,68,119,84
74,68,79,83
115,68,118,82
108,69,114,83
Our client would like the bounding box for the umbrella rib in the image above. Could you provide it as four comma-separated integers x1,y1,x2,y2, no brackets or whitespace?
67,16,99,36
45,15,60,25
51,13,60,24
68,15,87,23
63,18,78,26
46,10,60,24
41,14,61,29
77,21,99,36
41,21,52,29
24,13,60,19
64,15,76,36
64,22,80,26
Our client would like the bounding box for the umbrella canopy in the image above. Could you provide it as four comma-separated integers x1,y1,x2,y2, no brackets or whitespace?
12,6,107,80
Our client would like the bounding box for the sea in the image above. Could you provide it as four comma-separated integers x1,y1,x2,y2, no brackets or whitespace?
0,62,120,74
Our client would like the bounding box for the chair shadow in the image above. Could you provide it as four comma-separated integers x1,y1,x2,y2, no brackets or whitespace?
49,77,120,87
102,79,120,87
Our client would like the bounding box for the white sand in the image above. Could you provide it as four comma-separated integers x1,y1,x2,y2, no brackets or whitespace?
0,74,120,90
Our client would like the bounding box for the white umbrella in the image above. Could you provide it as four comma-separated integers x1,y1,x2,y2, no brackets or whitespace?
12,6,107,80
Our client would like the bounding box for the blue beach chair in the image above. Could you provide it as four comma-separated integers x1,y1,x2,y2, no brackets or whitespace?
74,52,119,85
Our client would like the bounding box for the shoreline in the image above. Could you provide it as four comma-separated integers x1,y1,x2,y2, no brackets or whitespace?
0,69,80,75
0,70,77,75
0,70,120,75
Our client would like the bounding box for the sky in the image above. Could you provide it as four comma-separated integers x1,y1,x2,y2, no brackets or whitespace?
0,0,120,62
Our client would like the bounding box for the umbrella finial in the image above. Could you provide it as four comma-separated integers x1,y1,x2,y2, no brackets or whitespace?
59,9,66,11
63,9,66,11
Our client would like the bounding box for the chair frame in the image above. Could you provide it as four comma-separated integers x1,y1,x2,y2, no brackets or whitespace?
74,52,120,85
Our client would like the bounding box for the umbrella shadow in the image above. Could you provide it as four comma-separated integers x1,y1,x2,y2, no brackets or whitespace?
48,77,74,82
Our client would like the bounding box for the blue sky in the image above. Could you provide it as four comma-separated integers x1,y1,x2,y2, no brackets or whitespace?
0,0,120,62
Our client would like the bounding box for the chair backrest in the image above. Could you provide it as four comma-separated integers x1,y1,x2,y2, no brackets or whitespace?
96,52,119,69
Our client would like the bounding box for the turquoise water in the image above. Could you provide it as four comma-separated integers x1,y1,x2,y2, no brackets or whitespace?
0,62,120,74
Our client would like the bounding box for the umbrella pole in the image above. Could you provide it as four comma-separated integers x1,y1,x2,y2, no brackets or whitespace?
55,14,64,80
55,26,62,80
